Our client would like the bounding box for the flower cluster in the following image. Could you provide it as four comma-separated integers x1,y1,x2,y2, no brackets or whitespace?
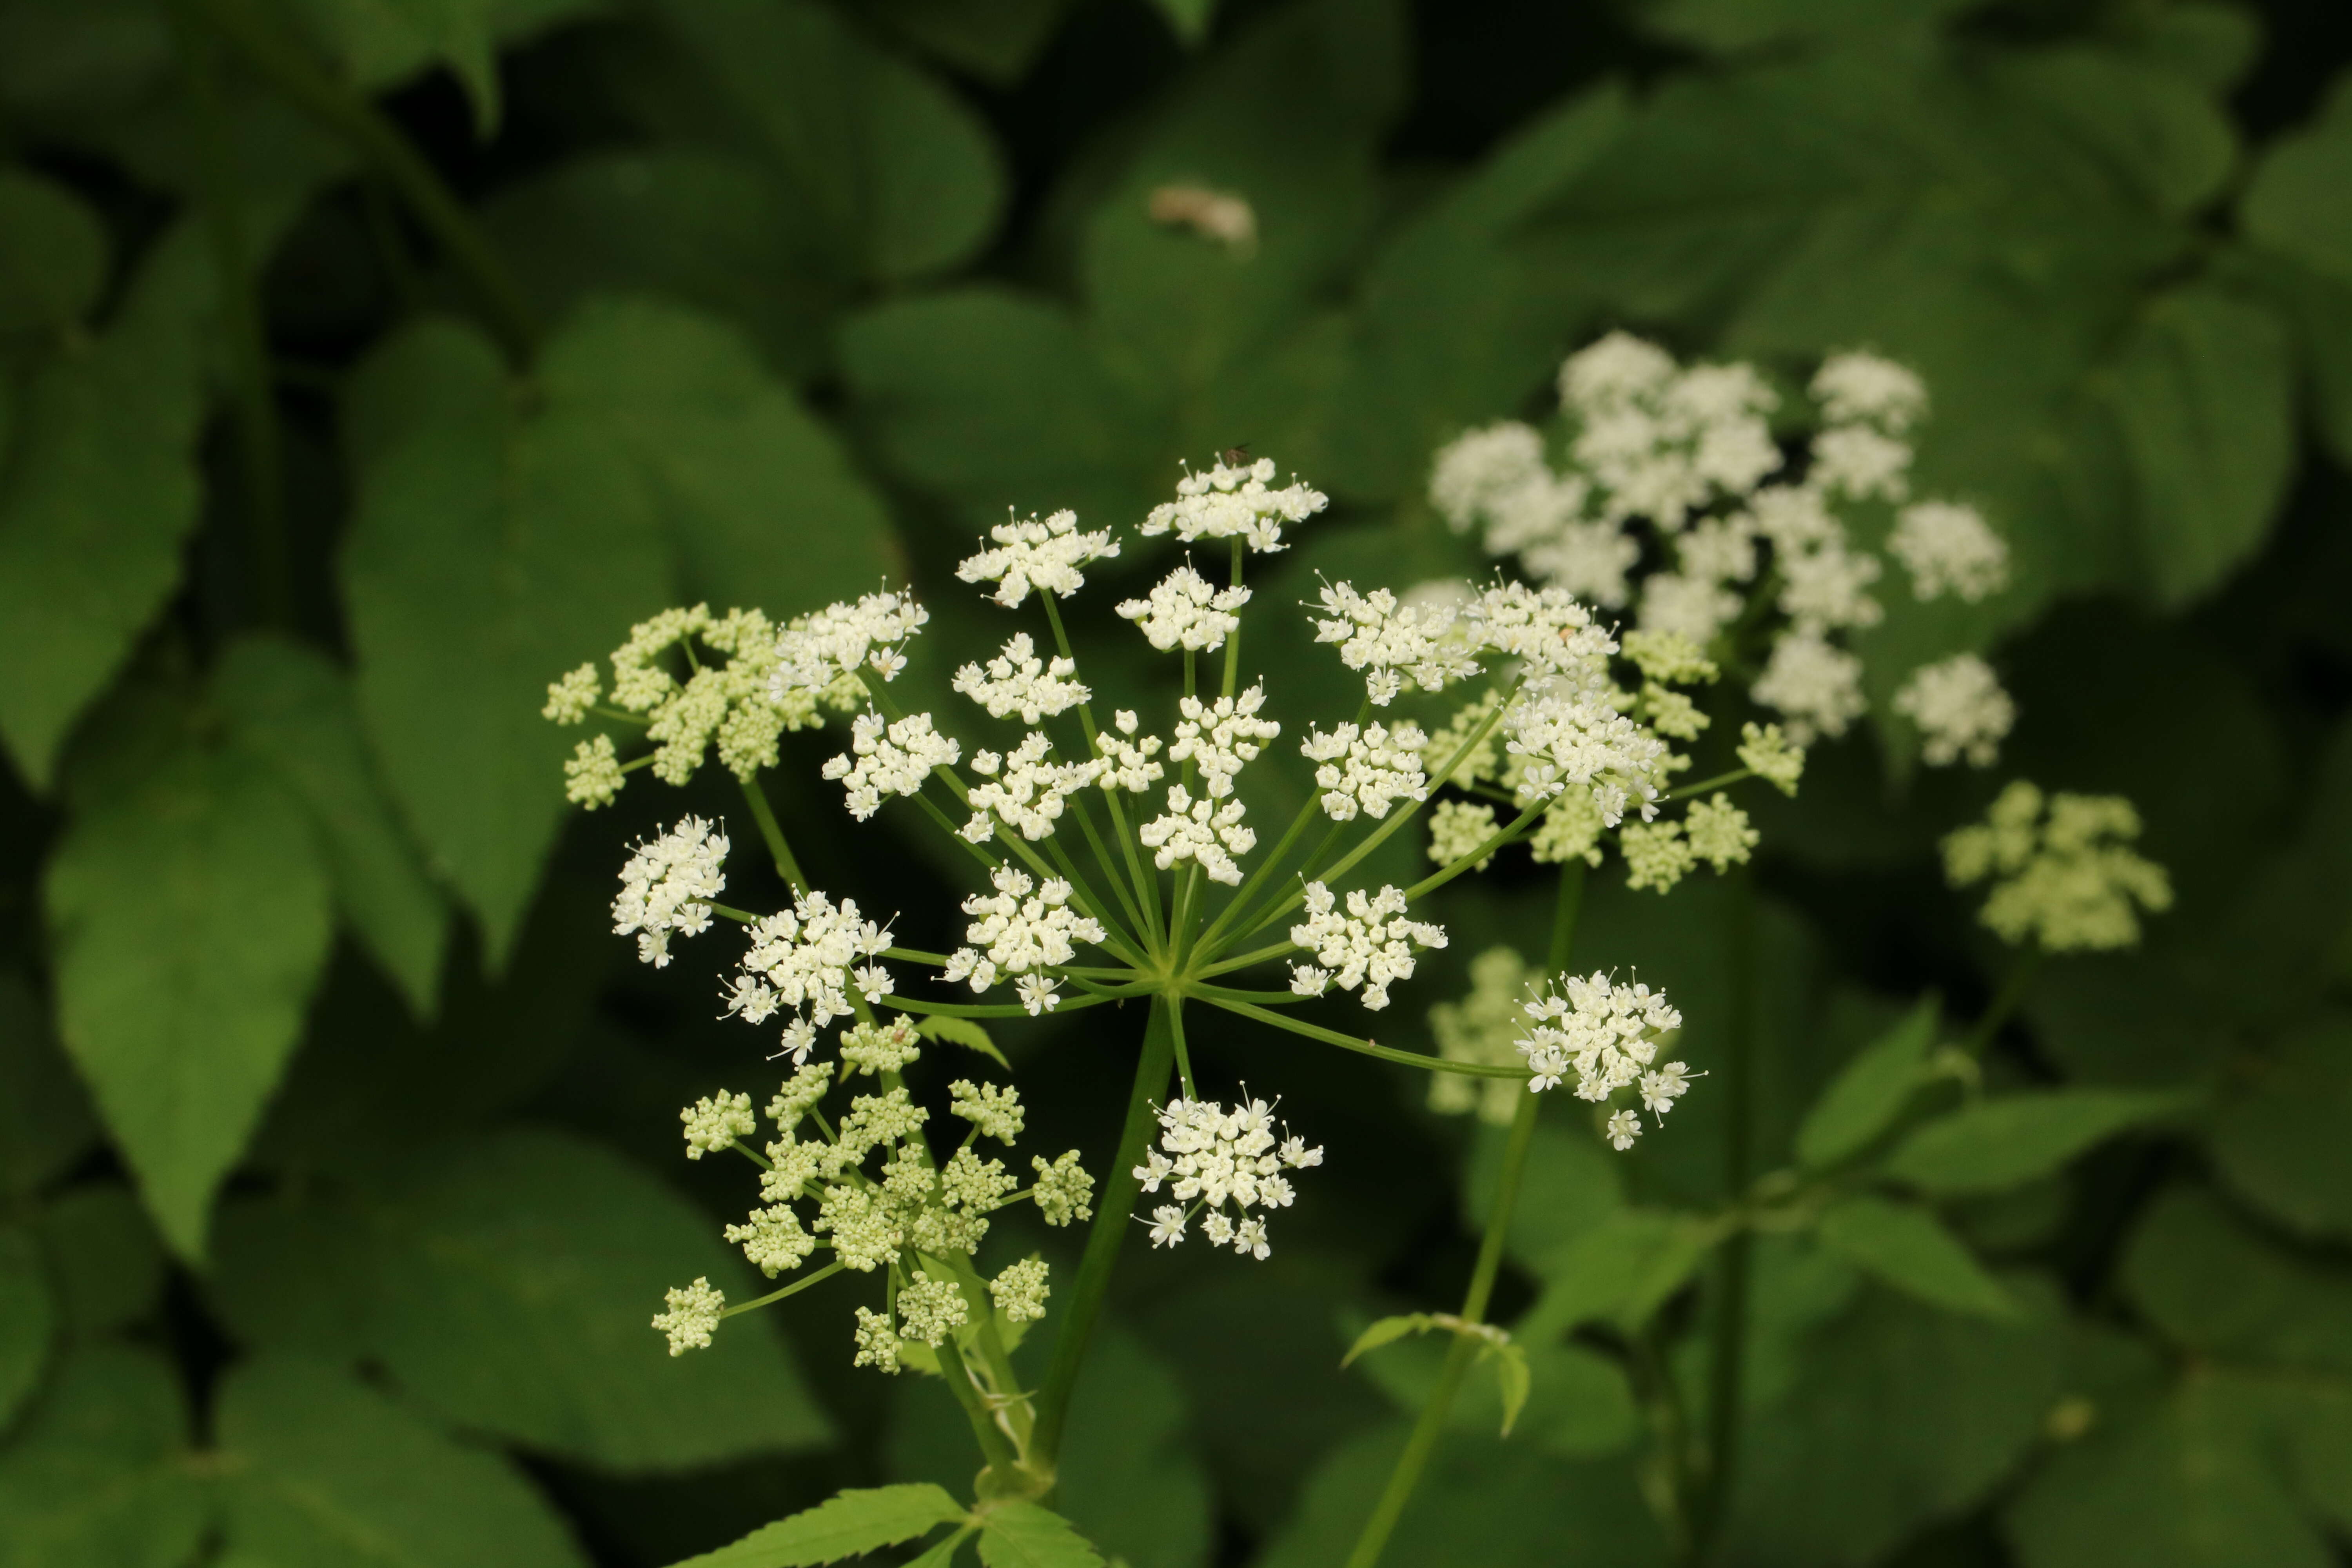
612,816,728,968
963,732,1103,842
1136,1094,1323,1259
547,605,840,808
1118,563,1249,652
655,1038,1094,1373
1895,654,2016,768
1943,781,2172,951
1430,336,2016,762
725,890,895,1061
823,711,960,820
771,590,928,694
944,867,1107,1014
1140,456,1328,552
1516,972,1693,1148
1302,721,1429,822
1312,582,1480,706
956,507,1120,607
951,633,1092,722
1289,882,1449,1011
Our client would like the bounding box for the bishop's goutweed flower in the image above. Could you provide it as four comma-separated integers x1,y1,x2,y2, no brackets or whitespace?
1429,336,2017,763
546,448,1727,1408
1943,780,2172,951
1515,971,1695,1147
1136,1093,1324,1259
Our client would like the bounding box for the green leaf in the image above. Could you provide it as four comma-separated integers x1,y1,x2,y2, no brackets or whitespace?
1053,1325,1213,1568
0,227,203,787
2103,284,2294,606
1817,1195,2014,1319
217,1354,589,1568
913,1015,1010,1069
1255,1423,1665,1568
2121,1185,2352,1375
2209,1014,2352,1241
977,1503,1105,1568
1882,1088,2187,1197
538,296,901,617
32,1185,164,1340
1340,1313,1439,1367
0,1223,55,1430
1639,0,1972,52
0,1346,207,1568
1519,1209,1719,1336
2243,77,2352,289
210,1127,834,1471
1145,0,1215,44
481,148,840,382
673,1485,967,1568
1724,1274,2065,1567
44,688,334,1258
1795,998,1938,1170
0,166,105,333
272,0,598,138
840,287,1164,529
1989,47,2238,220
1486,1341,1531,1437
216,636,449,1018
867,0,1069,84
341,316,675,963
649,0,1005,282
0,970,96,1195
2005,1371,2335,1568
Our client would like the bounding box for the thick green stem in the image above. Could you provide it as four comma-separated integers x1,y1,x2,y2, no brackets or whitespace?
739,777,809,895
1029,995,1180,1469
1345,1071,1544,1568
1343,861,1583,1568
1692,869,1757,1562
174,15,290,629
940,1336,1023,1478
180,0,538,363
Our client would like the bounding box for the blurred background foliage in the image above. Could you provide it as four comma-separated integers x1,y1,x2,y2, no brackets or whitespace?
1,0,2350,1564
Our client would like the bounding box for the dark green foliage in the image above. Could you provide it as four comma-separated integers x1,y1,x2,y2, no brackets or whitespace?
0,0,2348,1564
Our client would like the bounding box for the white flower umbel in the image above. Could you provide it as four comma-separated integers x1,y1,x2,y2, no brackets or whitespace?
613,816,729,968
956,507,1120,607
1516,972,1691,1143
1808,423,1913,503
962,731,1104,842
1141,456,1328,552
1138,786,1256,885
944,867,1107,1012
1431,421,1551,533
822,711,959,820
1559,334,1782,530
1462,580,1616,681
1096,710,1167,794
1752,630,1866,743
1888,501,2009,603
728,890,895,1055
1288,882,1447,1011
1811,350,1927,431
1638,572,1745,643
1168,686,1281,797
1943,780,2172,952
1134,1094,1323,1260
1312,581,1480,706
1301,721,1429,822
1895,654,2015,768
771,590,928,695
1737,721,1807,796
1777,537,1883,634
951,633,1092,723
653,1278,725,1356
1117,564,1250,652
1503,685,1668,827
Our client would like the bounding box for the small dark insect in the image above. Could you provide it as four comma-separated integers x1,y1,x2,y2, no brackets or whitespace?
1219,443,1252,466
